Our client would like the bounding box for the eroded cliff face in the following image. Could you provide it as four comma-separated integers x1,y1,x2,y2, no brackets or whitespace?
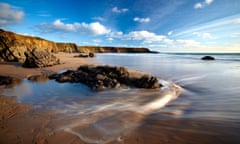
0,29,151,62
0,29,58,62
77,46,150,53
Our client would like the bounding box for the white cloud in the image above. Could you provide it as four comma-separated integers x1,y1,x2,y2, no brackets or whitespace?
175,39,199,45
83,22,111,35
0,2,24,25
133,17,150,23
205,0,214,4
112,7,128,13
194,3,203,9
125,30,166,43
107,37,114,41
168,31,173,36
193,32,213,38
37,19,111,35
194,0,214,9
106,30,201,50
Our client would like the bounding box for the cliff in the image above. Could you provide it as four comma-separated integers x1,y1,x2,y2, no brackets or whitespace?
77,46,150,53
0,29,151,62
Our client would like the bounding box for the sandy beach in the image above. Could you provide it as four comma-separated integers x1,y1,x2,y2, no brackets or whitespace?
0,53,96,143
0,53,159,144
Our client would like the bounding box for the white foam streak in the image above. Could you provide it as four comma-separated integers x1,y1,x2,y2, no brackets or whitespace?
142,94,173,112
64,128,113,144
55,80,183,144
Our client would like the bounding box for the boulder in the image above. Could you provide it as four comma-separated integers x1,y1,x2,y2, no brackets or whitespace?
74,52,96,58
49,65,161,91
201,56,215,60
23,48,60,68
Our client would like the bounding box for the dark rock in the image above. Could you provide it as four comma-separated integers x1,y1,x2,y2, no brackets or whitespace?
89,52,95,57
49,65,161,91
0,75,22,87
23,48,60,68
133,74,160,89
201,56,215,60
74,52,96,58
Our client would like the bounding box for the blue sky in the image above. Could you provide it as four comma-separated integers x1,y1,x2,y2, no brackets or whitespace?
0,0,240,52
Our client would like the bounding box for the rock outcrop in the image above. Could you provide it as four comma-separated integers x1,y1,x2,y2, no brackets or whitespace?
23,48,60,68
0,75,22,87
49,65,161,91
0,29,153,62
201,56,215,60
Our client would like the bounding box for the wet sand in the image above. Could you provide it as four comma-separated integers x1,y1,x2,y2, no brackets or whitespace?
1,53,239,144
0,53,95,144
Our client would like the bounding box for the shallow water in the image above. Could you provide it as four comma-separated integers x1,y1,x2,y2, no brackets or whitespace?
93,53,240,121
2,53,240,143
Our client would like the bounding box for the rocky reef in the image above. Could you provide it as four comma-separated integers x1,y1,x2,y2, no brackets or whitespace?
0,29,152,62
49,65,161,91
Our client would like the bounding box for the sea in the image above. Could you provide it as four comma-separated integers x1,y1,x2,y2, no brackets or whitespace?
2,53,240,144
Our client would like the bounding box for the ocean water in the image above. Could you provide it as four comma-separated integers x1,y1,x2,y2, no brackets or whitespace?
2,53,240,143
93,53,240,121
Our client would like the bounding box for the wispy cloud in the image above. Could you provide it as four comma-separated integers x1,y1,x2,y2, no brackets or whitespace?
168,31,173,36
193,32,213,39
0,2,24,26
107,29,201,50
235,18,240,24
194,0,214,9
174,14,240,37
107,37,114,41
112,7,128,13
92,17,105,21
92,39,102,43
37,19,111,35
38,14,51,17
133,17,150,23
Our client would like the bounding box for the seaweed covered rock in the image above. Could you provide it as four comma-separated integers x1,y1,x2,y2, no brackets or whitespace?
23,48,60,68
49,65,161,91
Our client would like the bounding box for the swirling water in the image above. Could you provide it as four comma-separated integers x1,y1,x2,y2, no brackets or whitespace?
93,53,240,120
2,53,240,143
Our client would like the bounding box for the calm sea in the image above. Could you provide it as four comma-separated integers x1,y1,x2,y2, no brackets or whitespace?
2,53,240,143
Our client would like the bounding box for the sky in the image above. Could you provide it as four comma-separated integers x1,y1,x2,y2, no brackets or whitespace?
0,0,240,52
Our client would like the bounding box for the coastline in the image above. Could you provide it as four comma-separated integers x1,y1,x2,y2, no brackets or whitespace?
0,53,168,144
0,53,96,143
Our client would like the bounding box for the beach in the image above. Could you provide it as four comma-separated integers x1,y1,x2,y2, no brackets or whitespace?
0,53,95,143
1,53,240,144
